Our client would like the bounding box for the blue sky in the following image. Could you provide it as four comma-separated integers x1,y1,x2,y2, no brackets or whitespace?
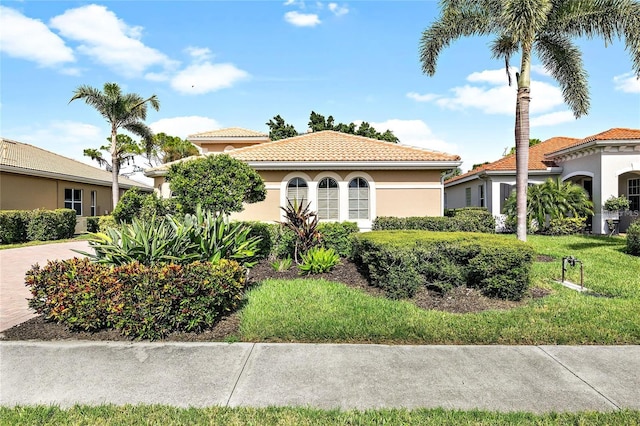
2,1,639,184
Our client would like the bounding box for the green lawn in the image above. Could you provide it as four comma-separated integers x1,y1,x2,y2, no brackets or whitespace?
240,235,640,344
0,234,92,250
2,406,639,425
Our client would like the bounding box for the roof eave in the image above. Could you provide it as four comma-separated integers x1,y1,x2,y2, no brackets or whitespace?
445,167,563,187
245,160,463,170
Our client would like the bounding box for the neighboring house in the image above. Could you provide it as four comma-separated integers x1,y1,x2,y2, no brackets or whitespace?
0,138,152,220
146,128,462,230
444,128,640,234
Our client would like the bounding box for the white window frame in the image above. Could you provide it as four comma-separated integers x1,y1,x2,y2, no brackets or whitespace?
348,177,370,220
65,188,83,216
629,177,640,212
317,177,339,221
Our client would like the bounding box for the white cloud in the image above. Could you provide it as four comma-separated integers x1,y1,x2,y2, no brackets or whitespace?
530,111,576,127
49,4,177,77
366,119,458,154
406,92,440,102
328,3,349,16
149,116,221,139
467,68,515,85
531,64,551,77
0,6,75,67
186,46,213,62
284,11,321,27
613,72,640,94
171,62,250,95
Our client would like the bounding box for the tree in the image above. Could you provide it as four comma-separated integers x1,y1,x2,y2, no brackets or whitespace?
506,138,542,156
70,82,159,207
142,133,199,165
84,134,142,175
266,115,298,141
167,154,266,214
420,0,640,241
503,178,593,232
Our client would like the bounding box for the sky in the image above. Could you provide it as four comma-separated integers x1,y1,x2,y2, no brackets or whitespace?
2,0,639,185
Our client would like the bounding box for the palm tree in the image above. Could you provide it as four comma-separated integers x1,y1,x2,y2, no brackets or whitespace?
70,83,160,208
420,0,640,241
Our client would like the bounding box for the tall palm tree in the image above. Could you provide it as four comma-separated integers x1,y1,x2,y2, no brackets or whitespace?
420,0,640,241
70,82,160,208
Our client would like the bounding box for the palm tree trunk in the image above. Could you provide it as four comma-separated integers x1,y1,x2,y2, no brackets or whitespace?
515,49,532,242
110,126,120,211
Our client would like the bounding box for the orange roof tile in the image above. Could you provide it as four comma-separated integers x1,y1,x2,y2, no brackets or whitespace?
189,127,268,139
445,136,579,185
227,130,460,163
547,127,640,154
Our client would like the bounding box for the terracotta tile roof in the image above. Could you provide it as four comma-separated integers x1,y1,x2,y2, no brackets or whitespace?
547,127,640,154
189,127,268,139
226,130,460,162
445,136,579,185
0,138,151,189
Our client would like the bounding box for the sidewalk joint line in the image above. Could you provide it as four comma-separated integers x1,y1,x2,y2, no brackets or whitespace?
225,343,256,407
536,346,620,410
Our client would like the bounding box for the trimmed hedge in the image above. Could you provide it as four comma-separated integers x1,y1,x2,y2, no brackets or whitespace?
318,221,359,257
627,221,640,256
373,208,495,234
352,231,534,300
26,258,246,340
0,209,76,243
541,217,587,236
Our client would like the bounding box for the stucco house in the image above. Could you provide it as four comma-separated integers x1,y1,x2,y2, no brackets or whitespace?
146,128,462,230
444,128,640,234
0,138,152,219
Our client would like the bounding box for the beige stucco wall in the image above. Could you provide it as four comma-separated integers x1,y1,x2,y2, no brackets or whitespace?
0,172,115,215
376,188,442,217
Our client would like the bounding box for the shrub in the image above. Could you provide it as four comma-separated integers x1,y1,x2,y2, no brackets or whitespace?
86,217,100,233
98,215,117,231
138,193,177,222
352,231,533,300
627,221,640,256
317,221,359,257
25,258,247,339
373,210,495,234
542,217,586,236
241,221,275,261
604,195,630,212
298,247,340,275
112,188,146,223
271,257,293,272
280,199,321,263
269,225,297,259
0,210,29,243
26,209,76,241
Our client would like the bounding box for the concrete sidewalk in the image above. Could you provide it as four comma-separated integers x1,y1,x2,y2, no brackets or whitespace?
1,342,639,412
0,241,90,331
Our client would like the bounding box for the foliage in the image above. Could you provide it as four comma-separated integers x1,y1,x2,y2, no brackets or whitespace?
352,231,534,300
0,210,29,243
98,215,117,231
138,193,177,222
627,221,640,256
82,208,262,268
268,224,297,259
143,132,199,166
280,199,321,263
83,134,142,175
317,221,359,257
506,138,542,156
26,258,246,339
112,188,147,223
167,154,266,215
240,221,275,261
86,217,100,233
420,0,640,242
298,247,340,275
503,179,593,233
266,111,399,142
542,217,586,236
271,257,293,272
374,209,495,234
604,195,631,212
26,209,76,241
69,82,160,207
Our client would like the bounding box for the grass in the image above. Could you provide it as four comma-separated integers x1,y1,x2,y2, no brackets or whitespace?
0,234,92,250
2,406,640,425
240,235,640,344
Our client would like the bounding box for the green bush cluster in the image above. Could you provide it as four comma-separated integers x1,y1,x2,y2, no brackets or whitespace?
298,247,340,275
627,221,640,256
112,188,176,223
87,215,117,233
352,231,534,300
0,209,76,244
317,222,360,257
26,258,246,340
373,209,495,234
541,217,586,236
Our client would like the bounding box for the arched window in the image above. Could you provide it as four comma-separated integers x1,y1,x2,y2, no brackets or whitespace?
348,177,369,219
317,177,339,220
287,177,308,204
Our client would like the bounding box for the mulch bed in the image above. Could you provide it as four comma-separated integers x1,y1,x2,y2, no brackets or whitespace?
1,259,550,342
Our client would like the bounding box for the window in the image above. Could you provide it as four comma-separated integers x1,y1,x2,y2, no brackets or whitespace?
629,178,640,211
64,188,82,215
317,177,339,220
90,191,97,216
478,185,485,208
348,178,369,219
500,183,514,212
287,177,308,204
465,188,471,207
